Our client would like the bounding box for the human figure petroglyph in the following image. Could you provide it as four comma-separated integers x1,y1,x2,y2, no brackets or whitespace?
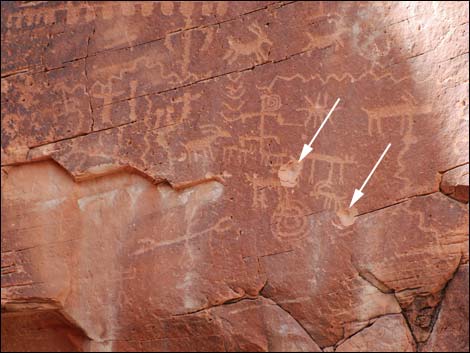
89,79,127,129
164,31,199,83
150,91,201,129
201,2,228,17
90,79,126,108
52,82,90,122
221,109,289,168
128,81,138,122
132,195,230,257
199,26,216,53
296,93,332,128
90,54,182,104
223,145,250,166
3,3,94,29
222,136,286,168
3,1,200,31
245,174,280,209
223,23,273,65
254,113,288,166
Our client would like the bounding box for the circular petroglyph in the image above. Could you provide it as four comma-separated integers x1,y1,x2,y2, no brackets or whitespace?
261,94,282,112
271,200,308,240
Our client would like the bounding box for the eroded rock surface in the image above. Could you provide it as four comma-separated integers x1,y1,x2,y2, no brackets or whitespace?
2,1,469,352
336,314,415,352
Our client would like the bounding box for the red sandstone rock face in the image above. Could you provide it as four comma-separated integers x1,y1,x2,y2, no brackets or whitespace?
1,1,469,352
336,314,415,352
1,308,89,352
441,164,469,203
421,264,469,352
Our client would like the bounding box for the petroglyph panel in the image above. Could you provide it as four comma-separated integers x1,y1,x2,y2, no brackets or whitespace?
1,61,92,163
1,2,274,75
2,1,469,351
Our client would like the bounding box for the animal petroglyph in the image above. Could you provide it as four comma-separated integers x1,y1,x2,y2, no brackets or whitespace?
308,153,356,185
301,14,345,54
184,124,231,164
223,23,273,65
362,100,429,185
362,99,431,135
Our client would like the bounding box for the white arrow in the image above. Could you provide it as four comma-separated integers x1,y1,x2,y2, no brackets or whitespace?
349,143,392,208
298,98,341,162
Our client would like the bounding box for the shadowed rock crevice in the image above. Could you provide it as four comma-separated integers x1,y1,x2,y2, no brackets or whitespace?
356,269,393,294
2,306,91,352
419,263,469,352
335,314,416,352
439,163,469,203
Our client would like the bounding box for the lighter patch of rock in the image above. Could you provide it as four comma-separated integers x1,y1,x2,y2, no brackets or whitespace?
77,189,118,211
35,197,67,210
334,207,358,229
278,160,303,188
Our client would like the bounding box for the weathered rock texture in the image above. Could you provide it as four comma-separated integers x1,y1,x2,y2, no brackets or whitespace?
1,1,469,352
421,264,469,352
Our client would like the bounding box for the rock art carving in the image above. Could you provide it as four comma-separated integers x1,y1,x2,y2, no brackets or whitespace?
271,198,309,240
223,23,273,65
1,1,468,351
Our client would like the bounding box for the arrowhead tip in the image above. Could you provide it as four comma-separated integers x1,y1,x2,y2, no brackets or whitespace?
349,189,364,208
298,144,313,162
